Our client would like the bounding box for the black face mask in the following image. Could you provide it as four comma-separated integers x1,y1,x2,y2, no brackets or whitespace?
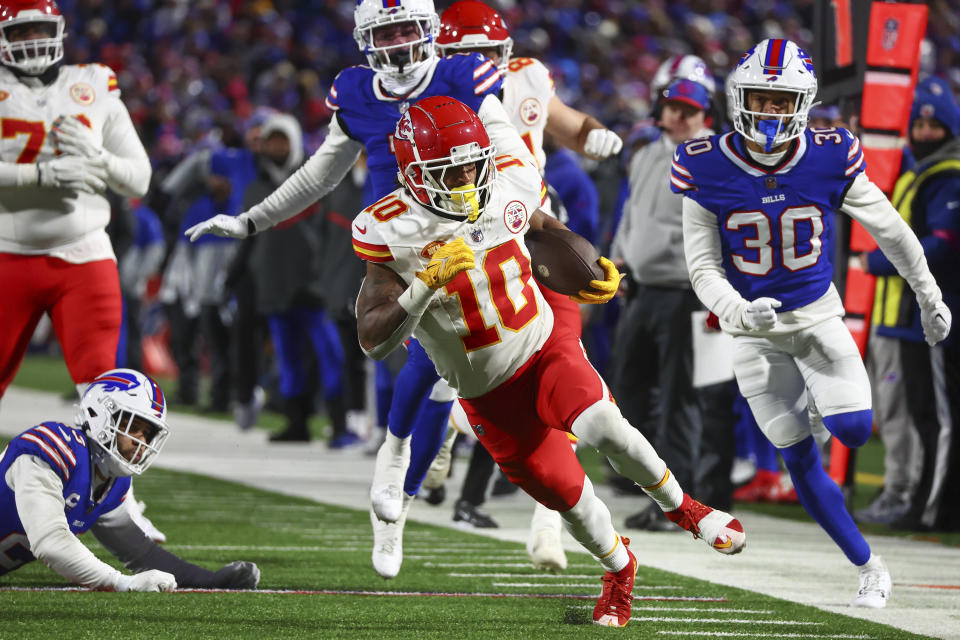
911,136,950,162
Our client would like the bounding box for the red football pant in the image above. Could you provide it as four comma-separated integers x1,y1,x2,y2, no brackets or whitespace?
540,284,582,338
0,253,121,398
459,325,609,511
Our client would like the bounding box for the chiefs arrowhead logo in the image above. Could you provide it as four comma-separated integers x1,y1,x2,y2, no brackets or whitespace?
70,82,95,105
395,112,413,141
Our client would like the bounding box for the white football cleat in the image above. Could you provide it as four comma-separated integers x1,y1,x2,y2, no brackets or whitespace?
665,493,745,555
527,527,567,572
370,493,413,579
370,432,411,522
851,554,891,608
527,503,567,571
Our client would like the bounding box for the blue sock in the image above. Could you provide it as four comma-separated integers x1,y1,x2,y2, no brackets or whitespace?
404,397,455,496
387,341,439,439
781,436,870,565
822,409,872,448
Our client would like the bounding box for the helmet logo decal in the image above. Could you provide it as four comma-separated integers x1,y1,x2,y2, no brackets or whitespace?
396,112,413,140
89,371,141,394
503,200,527,234
69,82,95,105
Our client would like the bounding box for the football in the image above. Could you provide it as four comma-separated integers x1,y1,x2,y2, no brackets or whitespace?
526,228,603,296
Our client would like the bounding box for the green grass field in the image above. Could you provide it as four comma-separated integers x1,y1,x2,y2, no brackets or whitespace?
0,462,935,639
0,355,951,638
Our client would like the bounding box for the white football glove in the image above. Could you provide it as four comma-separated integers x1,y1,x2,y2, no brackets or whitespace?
37,155,108,194
116,569,177,593
921,301,952,346
52,115,104,159
742,297,782,331
584,128,623,159
185,214,250,241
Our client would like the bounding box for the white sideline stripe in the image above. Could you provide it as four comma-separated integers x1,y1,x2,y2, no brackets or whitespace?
449,573,602,579
425,562,591,568
657,633,870,639
636,617,822,625
573,605,774,614
492,582,682,589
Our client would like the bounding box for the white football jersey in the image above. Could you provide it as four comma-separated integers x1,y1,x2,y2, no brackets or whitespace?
352,154,553,399
0,64,126,255
501,57,554,172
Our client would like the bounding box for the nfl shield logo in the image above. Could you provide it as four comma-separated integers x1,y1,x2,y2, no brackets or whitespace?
470,227,484,244
882,17,899,51
765,176,777,190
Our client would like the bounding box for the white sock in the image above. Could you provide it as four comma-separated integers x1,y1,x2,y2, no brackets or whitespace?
558,477,627,572
641,468,684,512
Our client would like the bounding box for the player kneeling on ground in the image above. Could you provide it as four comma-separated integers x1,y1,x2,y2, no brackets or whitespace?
0,368,260,592
353,95,744,628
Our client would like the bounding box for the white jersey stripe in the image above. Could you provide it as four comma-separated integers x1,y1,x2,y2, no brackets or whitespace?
473,59,494,79
672,161,692,178
21,433,70,480
475,70,502,95
845,154,865,176
33,425,77,466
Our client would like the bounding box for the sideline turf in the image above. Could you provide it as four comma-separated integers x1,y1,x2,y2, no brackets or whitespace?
0,453,933,640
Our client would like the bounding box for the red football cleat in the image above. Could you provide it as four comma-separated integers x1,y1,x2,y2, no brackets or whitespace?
593,536,637,627
666,494,746,555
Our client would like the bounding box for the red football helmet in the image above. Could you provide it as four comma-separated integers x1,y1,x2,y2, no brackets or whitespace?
394,96,496,222
436,0,512,71
0,0,65,75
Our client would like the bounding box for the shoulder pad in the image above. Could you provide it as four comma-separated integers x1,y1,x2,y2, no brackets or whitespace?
670,135,720,193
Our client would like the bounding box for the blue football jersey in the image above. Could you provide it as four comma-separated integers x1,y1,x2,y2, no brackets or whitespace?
0,422,131,576
325,53,503,201
671,127,866,311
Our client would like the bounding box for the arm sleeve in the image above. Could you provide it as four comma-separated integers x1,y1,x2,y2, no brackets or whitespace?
840,172,943,309
90,499,220,588
6,455,122,590
682,197,750,330
100,101,152,198
241,117,363,233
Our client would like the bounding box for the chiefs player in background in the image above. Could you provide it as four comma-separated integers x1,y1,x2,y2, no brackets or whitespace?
0,1,156,538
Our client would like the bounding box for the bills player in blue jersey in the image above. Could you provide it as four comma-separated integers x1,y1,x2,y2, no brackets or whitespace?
673,39,952,608
0,368,260,591
183,0,504,549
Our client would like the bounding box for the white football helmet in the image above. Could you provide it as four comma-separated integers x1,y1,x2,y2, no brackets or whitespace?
0,0,66,76
652,54,716,96
75,369,170,477
353,0,439,79
727,39,818,152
